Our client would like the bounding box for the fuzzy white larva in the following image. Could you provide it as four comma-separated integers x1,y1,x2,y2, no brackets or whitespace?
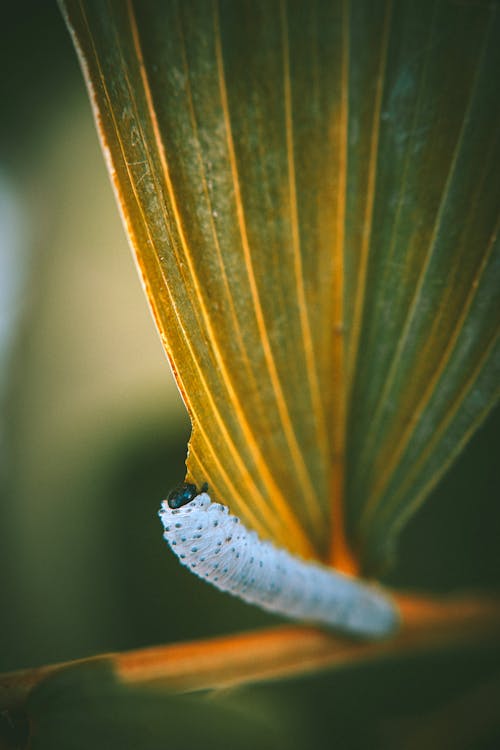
159,486,399,638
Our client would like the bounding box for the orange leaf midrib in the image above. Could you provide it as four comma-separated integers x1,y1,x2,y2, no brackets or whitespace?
2,592,500,712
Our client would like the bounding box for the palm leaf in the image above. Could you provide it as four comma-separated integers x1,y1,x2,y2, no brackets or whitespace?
61,0,500,574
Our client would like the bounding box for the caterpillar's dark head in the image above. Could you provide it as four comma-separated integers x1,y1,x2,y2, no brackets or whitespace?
167,482,208,509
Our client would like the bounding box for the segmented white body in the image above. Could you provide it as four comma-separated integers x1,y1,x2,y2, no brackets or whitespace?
159,492,398,638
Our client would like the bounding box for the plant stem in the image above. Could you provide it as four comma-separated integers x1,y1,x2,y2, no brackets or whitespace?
1,592,499,712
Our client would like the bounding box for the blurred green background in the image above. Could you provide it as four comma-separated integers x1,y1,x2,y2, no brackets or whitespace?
0,3,499,749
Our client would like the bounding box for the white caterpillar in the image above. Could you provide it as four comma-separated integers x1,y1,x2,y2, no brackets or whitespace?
159,484,399,638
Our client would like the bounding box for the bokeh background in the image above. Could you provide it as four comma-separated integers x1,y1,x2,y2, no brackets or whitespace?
0,3,499,748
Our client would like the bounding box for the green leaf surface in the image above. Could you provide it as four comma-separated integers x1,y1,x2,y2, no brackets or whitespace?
10,632,500,750
60,0,500,572
24,662,292,750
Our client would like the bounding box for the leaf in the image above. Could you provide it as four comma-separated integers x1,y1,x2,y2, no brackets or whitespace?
60,0,500,573
344,1,500,571
2,594,500,712
23,661,293,750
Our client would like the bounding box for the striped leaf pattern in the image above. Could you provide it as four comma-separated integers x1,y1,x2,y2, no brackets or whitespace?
61,0,500,573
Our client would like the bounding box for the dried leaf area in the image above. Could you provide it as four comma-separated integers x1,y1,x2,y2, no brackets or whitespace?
62,0,500,573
